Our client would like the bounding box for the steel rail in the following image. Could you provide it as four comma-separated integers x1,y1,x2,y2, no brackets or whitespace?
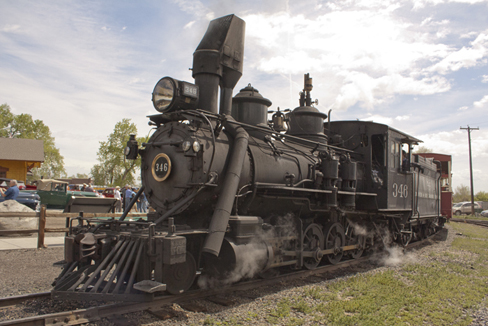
0,230,443,326
0,292,50,308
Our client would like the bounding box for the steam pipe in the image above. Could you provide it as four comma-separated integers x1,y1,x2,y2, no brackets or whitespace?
219,87,234,116
202,115,249,256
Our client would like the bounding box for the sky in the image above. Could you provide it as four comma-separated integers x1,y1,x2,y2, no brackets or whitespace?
0,0,487,193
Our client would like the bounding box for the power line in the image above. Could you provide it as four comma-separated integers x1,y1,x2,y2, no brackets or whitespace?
460,125,479,215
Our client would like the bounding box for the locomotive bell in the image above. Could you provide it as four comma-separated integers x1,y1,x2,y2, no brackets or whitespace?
231,84,272,128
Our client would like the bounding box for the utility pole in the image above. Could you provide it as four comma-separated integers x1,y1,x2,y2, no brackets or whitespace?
460,126,479,215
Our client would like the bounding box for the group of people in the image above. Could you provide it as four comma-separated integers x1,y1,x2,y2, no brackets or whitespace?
113,184,148,213
1,179,150,214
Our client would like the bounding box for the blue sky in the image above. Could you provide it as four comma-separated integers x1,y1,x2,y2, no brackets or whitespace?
1,0,487,193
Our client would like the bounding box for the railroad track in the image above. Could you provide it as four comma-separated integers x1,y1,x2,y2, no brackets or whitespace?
450,218,488,228
0,230,446,326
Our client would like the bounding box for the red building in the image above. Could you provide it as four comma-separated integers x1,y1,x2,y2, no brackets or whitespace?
417,153,453,219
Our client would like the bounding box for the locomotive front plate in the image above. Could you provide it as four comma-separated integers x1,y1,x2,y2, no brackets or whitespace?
152,153,172,182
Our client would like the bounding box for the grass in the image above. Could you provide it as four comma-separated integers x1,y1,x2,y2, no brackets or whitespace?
214,223,488,325
453,214,488,221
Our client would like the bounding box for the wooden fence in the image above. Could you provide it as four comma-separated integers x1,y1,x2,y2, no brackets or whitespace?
0,205,147,249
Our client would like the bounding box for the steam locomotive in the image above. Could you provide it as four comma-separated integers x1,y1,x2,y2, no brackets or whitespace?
52,14,445,302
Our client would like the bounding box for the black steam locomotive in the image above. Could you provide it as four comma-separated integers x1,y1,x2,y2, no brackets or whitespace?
52,14,445,301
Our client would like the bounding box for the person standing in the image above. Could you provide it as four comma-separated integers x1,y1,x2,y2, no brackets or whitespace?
114,186,122,212
140,191,147,213
124,185,134,211
0,179,20,200
85,183,94,192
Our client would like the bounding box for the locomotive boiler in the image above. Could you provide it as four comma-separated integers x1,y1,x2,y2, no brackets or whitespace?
52,14,445,302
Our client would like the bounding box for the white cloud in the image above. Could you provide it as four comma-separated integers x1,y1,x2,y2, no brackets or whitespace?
184,21,196,29
359,114,393,125
482,75,488,83
171,0,214,20
429,31,488,74
395,115,410,121
243,9,456,112
413,0,488,8
458,106,469,110
1,24,21,32
474,95,488,108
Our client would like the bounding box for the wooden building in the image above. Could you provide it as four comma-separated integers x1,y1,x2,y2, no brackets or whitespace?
0,138,44,182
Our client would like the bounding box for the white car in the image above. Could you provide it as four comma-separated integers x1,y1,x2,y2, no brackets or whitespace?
452,202,482,216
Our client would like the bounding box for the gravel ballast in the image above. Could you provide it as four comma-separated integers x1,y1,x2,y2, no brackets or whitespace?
1,224,487,325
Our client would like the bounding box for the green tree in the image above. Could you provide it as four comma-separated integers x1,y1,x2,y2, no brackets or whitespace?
453,184,470,203
91,119,147,187
0,103,66,180
68,173,90,179
475,191,488,202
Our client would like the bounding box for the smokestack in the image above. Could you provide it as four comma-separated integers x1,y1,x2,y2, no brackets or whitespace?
192,14,245,114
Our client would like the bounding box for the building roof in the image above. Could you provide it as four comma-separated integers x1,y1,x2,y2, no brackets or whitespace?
0,138,44,162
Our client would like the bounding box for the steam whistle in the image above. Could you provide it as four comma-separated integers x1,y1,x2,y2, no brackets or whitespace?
299,73,317,107
269,107,290,132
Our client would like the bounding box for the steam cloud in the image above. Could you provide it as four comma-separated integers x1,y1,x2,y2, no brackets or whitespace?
198,213,297,289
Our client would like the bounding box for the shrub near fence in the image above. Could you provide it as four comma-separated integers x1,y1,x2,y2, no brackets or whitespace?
0,205,147,249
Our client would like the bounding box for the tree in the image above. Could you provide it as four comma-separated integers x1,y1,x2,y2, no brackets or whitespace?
68,173,90,179
0,103,66,180
414,146,433,154
475,191,488,202
91,119,147,187
453,184,470,203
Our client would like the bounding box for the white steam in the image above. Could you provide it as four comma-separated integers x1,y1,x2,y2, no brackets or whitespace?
198,213,297,289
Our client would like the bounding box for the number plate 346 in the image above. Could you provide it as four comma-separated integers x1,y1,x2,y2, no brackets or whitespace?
152,153,172,182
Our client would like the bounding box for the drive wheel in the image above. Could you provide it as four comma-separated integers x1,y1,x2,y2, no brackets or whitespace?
454,210,461,216
325,223,345,265
302,223,324,270
162,252,196,294
345,222,365,259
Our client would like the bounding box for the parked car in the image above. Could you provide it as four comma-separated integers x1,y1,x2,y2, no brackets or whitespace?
102,187,115,198
481,210,488,218
452,202,482,216
0,191,41,211
28,179,99,209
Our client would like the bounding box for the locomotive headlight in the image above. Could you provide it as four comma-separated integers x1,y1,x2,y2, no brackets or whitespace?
192,141,201,153
181,140,191,152
152,77,199,113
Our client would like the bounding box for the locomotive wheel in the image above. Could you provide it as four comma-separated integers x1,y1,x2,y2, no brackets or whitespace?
325,223,345,265
345,222,365,260
162,252,196,294
302,223,324,270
